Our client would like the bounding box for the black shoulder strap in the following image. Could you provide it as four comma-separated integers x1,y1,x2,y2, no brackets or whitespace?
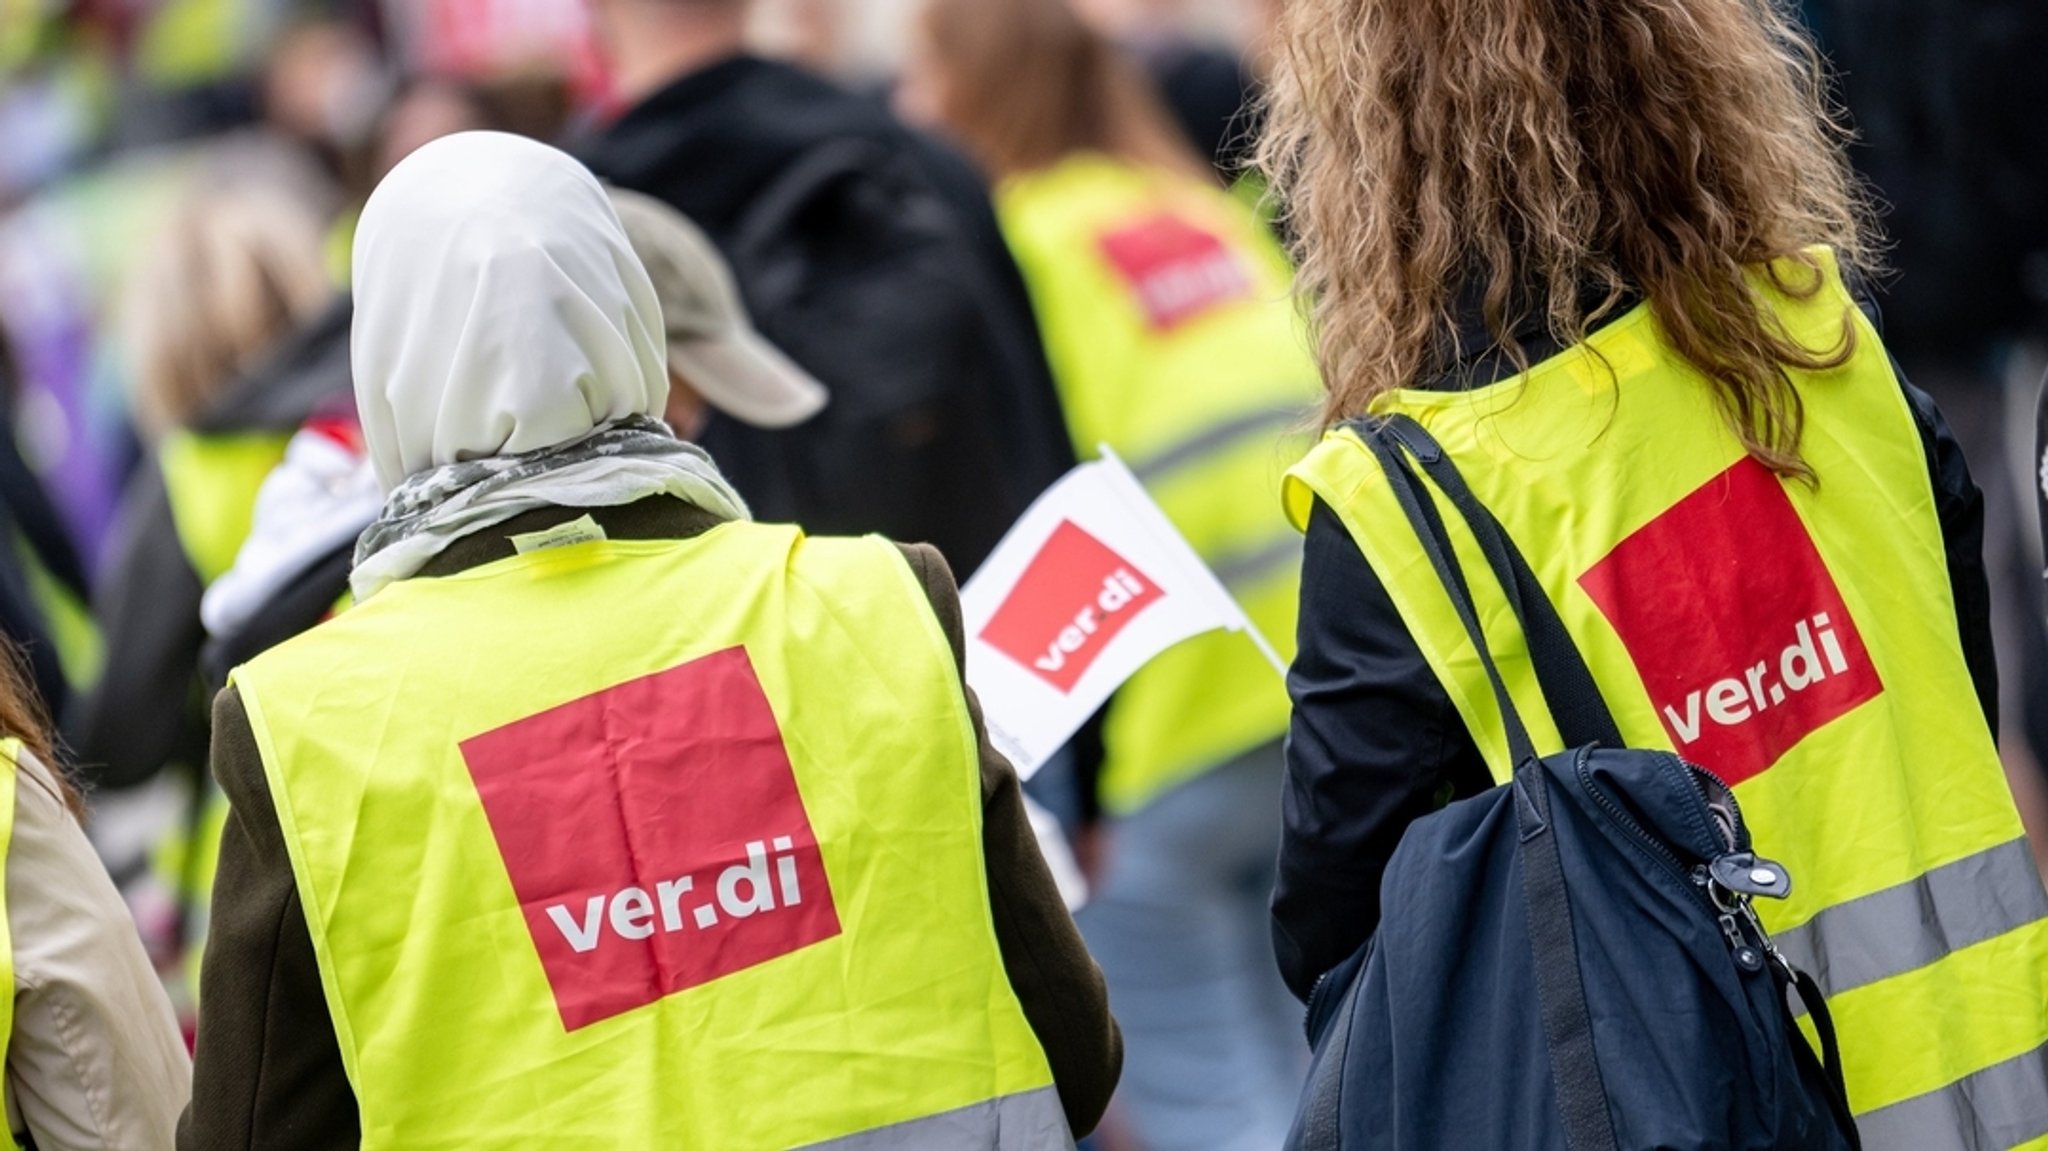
1357,425,1539,765
730,139,884,267
1377,416,1623,750
1361,419,1624,1151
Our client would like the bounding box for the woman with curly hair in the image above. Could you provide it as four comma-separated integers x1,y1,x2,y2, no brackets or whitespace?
1261,0,2045,1145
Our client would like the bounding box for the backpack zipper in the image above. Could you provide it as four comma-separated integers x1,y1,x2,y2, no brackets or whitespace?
1569,748,1697,890
1569,750,1786,972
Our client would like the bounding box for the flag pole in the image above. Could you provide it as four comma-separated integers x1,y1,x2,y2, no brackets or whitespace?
1095,444,1292,682
1243,623,1290,681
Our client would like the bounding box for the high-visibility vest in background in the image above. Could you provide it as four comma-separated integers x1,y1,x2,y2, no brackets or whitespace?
1285,250,2048,1151
232,522,1066,1151
154,427,290,995
135,0,255,88
18,545,99,695
0,741,17,1148
158,429,292,588
998,153,1318,813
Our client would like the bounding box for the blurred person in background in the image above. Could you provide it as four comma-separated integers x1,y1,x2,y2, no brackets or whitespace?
578,0,1075,577
260,15,390,205
1803,0,2048,852
1068,0,1258,184
901,1,1317,1146
78,177,336,997
184,130,1118,1150
0,637,189,1150
749,0,856,80
1260,0,2044,1141
0,323,96,724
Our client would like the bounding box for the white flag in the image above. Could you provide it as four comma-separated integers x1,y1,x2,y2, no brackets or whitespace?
961,448,1285,781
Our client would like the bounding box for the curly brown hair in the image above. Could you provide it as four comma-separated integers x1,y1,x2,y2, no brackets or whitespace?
1257,0,1875,476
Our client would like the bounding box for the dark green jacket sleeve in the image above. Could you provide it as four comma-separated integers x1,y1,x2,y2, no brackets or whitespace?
895,541,1123,1136
180,685,357,1151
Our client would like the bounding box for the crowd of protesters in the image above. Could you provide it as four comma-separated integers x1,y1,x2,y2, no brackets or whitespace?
0,0,2043,1149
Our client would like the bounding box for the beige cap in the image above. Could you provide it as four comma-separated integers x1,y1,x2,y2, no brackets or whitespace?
607,186,828,429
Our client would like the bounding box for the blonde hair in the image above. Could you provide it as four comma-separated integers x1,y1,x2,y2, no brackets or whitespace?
915,0,1206,182
121,185,331,437
1258,0,1874,476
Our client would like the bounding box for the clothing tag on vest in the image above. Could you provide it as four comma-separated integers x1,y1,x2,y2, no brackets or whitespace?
510,514,608,555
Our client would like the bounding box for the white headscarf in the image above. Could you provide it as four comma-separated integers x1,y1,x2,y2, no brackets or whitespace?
352,130,668,489
348,132,748,600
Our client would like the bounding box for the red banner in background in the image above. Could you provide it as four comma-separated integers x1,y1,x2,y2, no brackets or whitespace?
387,0,605,94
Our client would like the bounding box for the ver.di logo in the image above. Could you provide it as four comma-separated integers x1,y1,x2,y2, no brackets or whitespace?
979,519,1165,693
461,647,841,1031
1580,457,1882,785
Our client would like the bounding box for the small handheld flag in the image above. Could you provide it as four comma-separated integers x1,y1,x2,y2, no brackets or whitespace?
961,447,1286,781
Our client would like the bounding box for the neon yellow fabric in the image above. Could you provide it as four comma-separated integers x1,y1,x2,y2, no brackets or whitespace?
158,430,290,587
232,523,1055,1150
135,0,246,86
998,153,1316,812
0,740,19,1148
150,782,228,1001
155,427,285,994
324,212,357,290
1285,250,2048,1121
0,0,43,72
16,542,99,692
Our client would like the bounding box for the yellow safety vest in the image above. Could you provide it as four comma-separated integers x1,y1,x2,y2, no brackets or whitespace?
0,0,42,72
232,522,1065,1150
998,153,1317,812
0,741,17,1148
136,0,249,87
155,427,289,996
18,549,98,694
158,429,292,587
1285,250,2048,1151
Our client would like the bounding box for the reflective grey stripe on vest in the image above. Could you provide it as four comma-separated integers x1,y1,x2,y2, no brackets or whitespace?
1212,534,1304,592
1854,1040,2048,1151
1129,406,1309,484
1773,837,2048,998
797,1086,1074,1151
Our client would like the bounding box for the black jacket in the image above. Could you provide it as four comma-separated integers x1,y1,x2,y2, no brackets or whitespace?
1271,292,1999,1001
0,402,88,723
1802,0,2048,356
72,298,352,791
580,56,1074,576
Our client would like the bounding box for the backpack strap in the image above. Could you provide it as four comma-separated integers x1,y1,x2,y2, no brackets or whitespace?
1292,974,1357,1150
730,139,885,267
1357,424,1540,765
1360,422,1624,1151
1378,415,1623,751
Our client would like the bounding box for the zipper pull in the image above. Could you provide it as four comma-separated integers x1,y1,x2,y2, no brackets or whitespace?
1738,899,1797,979
1720,911,1766,972
1710,852,1792,900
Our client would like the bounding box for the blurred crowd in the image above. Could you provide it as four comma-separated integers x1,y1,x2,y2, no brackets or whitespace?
0,0,2045,1148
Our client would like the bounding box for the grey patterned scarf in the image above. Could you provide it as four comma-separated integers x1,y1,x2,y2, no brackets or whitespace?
350,415,749,601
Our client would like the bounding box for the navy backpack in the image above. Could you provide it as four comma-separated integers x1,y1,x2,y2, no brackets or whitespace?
1285,417,1863,1151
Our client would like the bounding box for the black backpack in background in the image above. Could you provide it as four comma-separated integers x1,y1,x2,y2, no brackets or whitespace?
1285,416,1863,1151
704,139,1040,575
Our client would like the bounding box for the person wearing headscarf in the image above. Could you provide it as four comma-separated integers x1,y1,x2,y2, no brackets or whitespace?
192,186,829,690
181,132,1118,1151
